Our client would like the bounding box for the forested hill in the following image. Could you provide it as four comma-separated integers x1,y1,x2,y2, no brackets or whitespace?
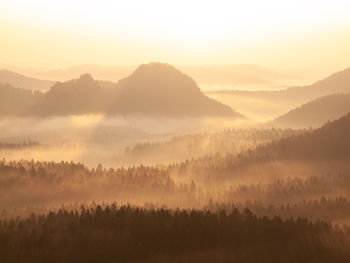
170,113,350,182
0,69,54,91
113,63,240,117
273,93,350,128
0,63,243,118
262,112,350,160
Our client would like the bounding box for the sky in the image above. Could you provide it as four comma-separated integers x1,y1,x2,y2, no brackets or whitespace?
1,0,350,74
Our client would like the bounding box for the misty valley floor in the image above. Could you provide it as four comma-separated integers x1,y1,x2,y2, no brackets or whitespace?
2,64,350,262
1,114,350,262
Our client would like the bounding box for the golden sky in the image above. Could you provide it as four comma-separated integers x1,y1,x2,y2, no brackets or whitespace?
1,0,350,74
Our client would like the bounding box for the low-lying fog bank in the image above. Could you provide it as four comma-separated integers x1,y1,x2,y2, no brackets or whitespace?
0,114,257,167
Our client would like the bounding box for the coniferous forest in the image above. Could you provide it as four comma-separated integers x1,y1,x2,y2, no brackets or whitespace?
2,2,350,261
1,113,350,262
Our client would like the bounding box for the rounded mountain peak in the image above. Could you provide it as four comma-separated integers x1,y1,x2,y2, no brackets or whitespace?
78,73,94,82
123,62,199,94
134,62,179,73
131,62,190,80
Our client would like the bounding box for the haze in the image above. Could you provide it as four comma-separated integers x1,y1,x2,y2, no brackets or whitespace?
2,1,350,262
1,0,350,77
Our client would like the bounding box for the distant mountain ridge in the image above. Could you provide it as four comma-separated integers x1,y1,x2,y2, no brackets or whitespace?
29,65,135,82
282,68,350,101
0,69,54,91
0,63,243,118
24,64,297,88
272,93,350,128
210,67,350,105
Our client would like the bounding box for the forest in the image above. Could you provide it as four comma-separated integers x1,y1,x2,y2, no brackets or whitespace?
2,205,350,263
1,98,350,262
1,16,350,260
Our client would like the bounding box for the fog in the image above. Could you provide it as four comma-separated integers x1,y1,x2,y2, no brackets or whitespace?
1,112,350,226
0,114,251,168
2,64,350,231
2,1,350,261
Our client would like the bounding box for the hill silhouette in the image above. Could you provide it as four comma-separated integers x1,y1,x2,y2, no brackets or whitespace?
180,64,298,88
0,63,242,118
281,68,350,102
0,69,54,91
272,93,350,128
113,63,240,116
28,64,295,89
0,83,42,117
29,64,135,82
34,73,116,115
258,112,350,160
209,67,350,113
173,112,350,185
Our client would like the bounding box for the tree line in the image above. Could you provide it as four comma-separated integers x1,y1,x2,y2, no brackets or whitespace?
1,205,350,263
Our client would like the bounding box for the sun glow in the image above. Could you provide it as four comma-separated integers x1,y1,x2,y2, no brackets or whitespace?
1,0,350,71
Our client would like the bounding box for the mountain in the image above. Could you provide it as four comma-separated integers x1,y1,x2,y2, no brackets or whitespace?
281,68,350,102
34,73,119,115
28,64,297,89
181,112,350,177
206,68,350,120
214,67,350,102
263,112,350,160
0,63,243,118
272,93,350,128
178,64,299,88
31,65,135,82
113,63,240,116
0,83,43,117
0,70,54,91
